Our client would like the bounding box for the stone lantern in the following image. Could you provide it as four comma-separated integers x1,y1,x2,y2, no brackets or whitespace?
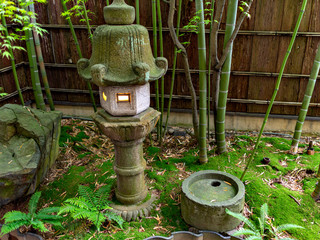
77,0,167,221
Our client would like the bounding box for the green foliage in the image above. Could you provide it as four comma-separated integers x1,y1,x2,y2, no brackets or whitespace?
0,192,62,236
226,203,304,240
0,86,7,98
0,0,47,59
59,185,124,232
61,0,93,22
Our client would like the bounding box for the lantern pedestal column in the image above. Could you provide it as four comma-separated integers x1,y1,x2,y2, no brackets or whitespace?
92,108,160,221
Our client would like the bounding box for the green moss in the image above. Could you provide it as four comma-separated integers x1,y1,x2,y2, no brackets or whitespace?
40,123,320,239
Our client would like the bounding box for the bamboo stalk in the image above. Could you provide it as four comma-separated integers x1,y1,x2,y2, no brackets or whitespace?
215,0,238,153
240,0,308,181
152,0,160,138
1,14,25,106
25,28,46,111
207,0,215,139
106,0,109,6
81,1,93,42
163,0,182,138
29,3,55,111
157,0,165,141
291,44,320,154
61,0,97,112
135,0,140,24
195,0,208,164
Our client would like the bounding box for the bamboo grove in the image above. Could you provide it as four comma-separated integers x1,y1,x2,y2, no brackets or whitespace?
0,0,320,171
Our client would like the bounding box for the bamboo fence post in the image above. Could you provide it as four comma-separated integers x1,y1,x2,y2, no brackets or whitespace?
61,0,97,112
291,44,320,154
195,0,208,164
240,0,308,181
29,3,55,111
1,14,25,106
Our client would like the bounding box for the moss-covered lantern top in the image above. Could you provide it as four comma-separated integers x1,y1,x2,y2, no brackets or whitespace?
77,0,168,86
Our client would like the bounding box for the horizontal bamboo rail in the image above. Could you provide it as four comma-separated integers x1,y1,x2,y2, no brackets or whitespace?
6,24,320,37
1,87,318,108
0,62,315,79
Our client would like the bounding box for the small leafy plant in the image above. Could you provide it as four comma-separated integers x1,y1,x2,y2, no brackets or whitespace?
226,203,304,240
0,192,62,236
58,185,124,232
0,87,7,98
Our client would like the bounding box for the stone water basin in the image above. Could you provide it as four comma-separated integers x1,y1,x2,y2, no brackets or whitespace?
181,170,245,232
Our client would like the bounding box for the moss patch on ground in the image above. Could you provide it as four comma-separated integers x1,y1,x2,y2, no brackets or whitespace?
29,120,320,239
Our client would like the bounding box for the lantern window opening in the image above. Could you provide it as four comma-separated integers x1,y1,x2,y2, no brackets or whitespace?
116,93,131,103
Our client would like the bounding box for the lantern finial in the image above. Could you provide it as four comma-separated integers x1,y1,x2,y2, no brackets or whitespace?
104,0,135,25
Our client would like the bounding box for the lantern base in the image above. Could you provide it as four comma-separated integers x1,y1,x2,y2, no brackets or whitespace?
110,194,157,222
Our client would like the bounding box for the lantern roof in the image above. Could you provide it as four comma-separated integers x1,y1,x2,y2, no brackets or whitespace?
77,0,167,87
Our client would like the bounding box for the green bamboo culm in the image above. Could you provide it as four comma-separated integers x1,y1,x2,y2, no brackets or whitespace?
195,0,208,164
106,0,109,6
1,14,25,106
81,1,93,42
163,0,182,137
25,27,46,111
215,0,238,153
135,0,140,24
207,0,215,139
157,0,165,141
152,0,160,139
240,0,308,181
29,3,55,111
61,0,97,112
291,45,320,154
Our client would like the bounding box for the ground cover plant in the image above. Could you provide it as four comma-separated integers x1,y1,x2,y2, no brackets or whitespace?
1,119,320,239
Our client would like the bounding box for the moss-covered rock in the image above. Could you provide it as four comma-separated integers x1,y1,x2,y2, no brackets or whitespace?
0,104,62,206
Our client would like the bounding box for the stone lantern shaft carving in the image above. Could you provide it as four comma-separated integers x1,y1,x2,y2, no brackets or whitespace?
78,0,167,221
77,0,167,116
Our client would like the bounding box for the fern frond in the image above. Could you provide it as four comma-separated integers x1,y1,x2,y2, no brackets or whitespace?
232,228,257,236
105,211,124,229
58,204,78,215
245,236,262,240
28,192,41,215
226,208,257,232
30,219,48,232
95,185,111,208
78,185,96,207
0,220,30,236
64,197,92,210
37,207,60,214
43,219,63,227
259,203,268,234
36,213,63,221
276,224,304,232
71,209,99,222
2,211,29,223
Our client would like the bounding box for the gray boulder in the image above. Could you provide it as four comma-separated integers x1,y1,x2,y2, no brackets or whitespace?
0,104,62,206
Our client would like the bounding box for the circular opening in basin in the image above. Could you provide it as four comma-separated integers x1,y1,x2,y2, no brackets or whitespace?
211,181,221,187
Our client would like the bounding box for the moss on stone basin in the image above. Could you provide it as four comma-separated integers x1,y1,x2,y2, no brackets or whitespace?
189,179,237,203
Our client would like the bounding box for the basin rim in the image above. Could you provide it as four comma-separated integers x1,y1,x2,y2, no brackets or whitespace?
182,170,245,207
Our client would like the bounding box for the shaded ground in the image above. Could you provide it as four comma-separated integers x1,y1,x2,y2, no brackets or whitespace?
1,119,320,239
